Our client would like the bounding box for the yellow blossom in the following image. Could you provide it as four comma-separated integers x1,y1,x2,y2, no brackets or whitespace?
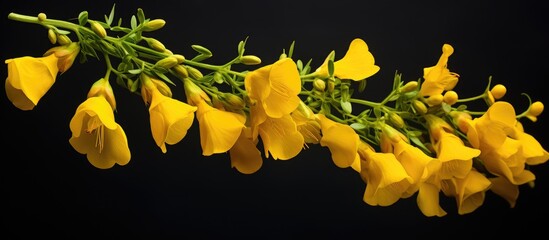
441,170,492,215
258,114,304,160
419,44,459,97
195,99,246,156
69,96,131,169
315,38,380,81
5,54,59,110
143,79,197,153
489,176,519,208
317,114,360,168
245,58,301,119
358,146,413,206
381,125,441,197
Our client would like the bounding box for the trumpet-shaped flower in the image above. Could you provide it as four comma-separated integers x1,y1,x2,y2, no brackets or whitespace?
69,96,131,169
315,38,380,81
317,114,360,168
358,146,413,206
481,137,536,185
5,54,59,110
143,78,197,153
441,170,492,215
419,44,459,97
196,99,246,156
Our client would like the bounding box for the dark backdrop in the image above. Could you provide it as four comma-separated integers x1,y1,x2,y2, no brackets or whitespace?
2,0,548,238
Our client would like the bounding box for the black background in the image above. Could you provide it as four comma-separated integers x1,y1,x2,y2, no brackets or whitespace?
2,0,548,238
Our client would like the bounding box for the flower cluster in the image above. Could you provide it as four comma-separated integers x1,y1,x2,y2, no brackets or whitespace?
5,7,548,217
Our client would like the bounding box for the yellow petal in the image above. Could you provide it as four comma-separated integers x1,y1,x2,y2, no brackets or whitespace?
259,115,304,160
196,100,245,156
417,183,447,217
318,114,359,168
262,58,301,118
489,177,519,208
333,38,380,80
230,129,263,174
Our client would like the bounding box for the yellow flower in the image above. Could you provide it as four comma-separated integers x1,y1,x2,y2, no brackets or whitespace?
358,145,413,206
144,81,197,153
44,42,80,73
425,114,480,179
381,125,441,197
315,38,380,81
317,114,360,168
5,54,59,110
243,58,304,160
69,96,130,169
481,137,535,185
441,170,492,215
244,58,301,119
196,99,246,156
258,114,305,160
515,122,549,165
229,127,263,174
419,44,459,97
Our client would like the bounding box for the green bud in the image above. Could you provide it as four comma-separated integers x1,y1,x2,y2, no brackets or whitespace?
313,78,326,91
187,66,204,80
146,38,166,52
155,56,178,69
400,81,418,93
412,100,427,115
173,64,189,78
57,34,72,45
173,54,185,63
389,112,405,129
38,13,47,21
213,72,224,84
90,21,107,38
240,55,262,65
47,29,57,44
143,19,166,32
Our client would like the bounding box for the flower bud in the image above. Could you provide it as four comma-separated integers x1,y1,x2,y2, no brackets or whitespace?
388,112,405,129
400,81,418,93
172,64,188,79
490,84,507,100
173,54,185,63
443,90,458,105
47,29,57,44
530,101,544,116
143,19,166,32
57,34,72,45
327,78,335,92
88,78,116,110
221,92,245,111
155,56,178,69
38,13,47,21
425,94,443,106
412,99,428,115
151,78,172,98
313,78,326,92
187,66,204,80
183,78,210,105
90,21,107,38
240,55,262,65
146,38,166,52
